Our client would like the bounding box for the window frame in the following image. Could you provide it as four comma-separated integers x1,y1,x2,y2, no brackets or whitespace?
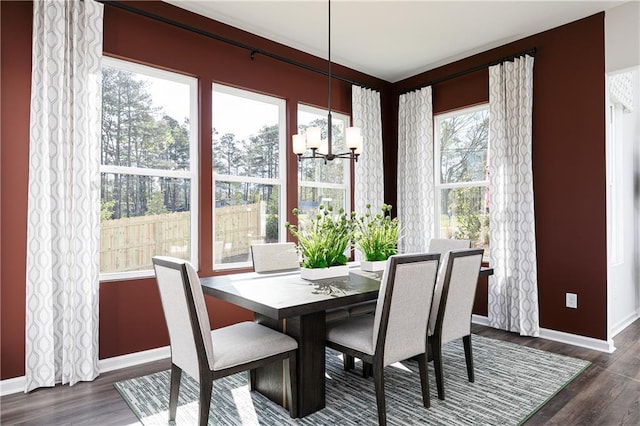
99,57,199,281
296,103,353,214
433,103,489,243
211,83,287,270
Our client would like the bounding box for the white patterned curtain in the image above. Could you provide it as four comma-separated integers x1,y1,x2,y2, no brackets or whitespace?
397,87,435,253
487,55,539,337
352,85,384,233
25,0,103,392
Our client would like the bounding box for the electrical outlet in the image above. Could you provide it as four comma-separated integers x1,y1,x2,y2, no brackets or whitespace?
566,293,578,309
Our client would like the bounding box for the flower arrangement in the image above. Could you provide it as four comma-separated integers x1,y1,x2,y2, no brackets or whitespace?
354,203,400,262
285,204,354,269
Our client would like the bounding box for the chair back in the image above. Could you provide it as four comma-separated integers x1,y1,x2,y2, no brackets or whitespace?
430,249,483,342
152,256,214,380
372,253,440,366
427,238,472,332
251,243,300,273
428,238,471,254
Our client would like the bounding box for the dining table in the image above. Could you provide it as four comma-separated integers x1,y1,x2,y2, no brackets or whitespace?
200,264,494,417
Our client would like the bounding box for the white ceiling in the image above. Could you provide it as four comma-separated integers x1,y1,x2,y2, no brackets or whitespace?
165,0,627,82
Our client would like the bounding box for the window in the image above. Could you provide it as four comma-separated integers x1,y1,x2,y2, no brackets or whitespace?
434,105,489,254
100,58,198,278
212,84,286,268
297,104,352,215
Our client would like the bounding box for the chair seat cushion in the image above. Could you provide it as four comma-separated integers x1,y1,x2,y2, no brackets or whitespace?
211,321,298,371
326,314,375,356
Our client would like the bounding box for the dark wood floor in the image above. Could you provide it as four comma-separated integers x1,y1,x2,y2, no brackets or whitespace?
2,319,638,425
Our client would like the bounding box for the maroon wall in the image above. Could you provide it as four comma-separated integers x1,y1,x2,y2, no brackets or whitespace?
393,14,607,339
1,1,32,381
1,2,608,381
0,1,391,379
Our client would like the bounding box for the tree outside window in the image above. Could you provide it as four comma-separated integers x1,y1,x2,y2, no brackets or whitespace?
212,85,286,268
100,58,198,277
435,105,489,254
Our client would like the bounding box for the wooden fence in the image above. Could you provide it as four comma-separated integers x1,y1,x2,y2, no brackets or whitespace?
100,203,262,273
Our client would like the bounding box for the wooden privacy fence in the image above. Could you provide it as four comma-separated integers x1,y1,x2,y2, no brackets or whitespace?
214,203,262,262
100,211,191,273
100,203,262,273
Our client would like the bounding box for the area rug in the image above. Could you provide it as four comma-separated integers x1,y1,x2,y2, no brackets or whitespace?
114,335,590,425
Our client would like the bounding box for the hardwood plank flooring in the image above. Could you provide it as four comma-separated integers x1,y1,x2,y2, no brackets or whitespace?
2,319,638,425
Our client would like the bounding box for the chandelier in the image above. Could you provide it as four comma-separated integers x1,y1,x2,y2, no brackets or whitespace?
292,0,363,163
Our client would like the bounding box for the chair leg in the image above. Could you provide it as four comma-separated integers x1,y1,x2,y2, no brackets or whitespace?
463,334,474,382
417,353,431,408
343,354,355,371
431,335,445,400
169,364,182,422
363,361,372,378
373,360,386,426
288,352,299,418
198,374,213,426
249,369,256,391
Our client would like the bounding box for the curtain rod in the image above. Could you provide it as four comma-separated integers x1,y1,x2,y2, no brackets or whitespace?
98,0,380,91
399,48,537,95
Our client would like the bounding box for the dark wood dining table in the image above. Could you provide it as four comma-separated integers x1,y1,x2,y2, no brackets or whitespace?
200,265,494,417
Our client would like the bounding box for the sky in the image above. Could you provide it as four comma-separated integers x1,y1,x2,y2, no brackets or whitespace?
146,77,329,142
144,77,280,141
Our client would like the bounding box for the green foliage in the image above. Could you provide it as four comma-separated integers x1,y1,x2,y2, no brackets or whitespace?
285,205,354,269
354,204,400,261
265,214,279,243
100,200,116,221
146,192,168,216
101,67,191,219
450,187,489,244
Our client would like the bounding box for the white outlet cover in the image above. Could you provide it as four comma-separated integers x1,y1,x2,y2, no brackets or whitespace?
566,293,578,309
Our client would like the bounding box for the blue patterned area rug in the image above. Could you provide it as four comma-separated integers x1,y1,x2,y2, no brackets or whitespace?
114,335,589,425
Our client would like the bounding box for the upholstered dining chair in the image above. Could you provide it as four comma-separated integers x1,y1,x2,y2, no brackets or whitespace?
427,248,484,400
428,238,471,254
250,242,300,273
348,238,471,371
325,253,441,426
152,256,299,425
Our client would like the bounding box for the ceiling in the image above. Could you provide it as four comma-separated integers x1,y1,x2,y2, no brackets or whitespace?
165,1,627,82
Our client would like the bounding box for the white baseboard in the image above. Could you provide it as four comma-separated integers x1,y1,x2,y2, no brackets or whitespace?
0,345,170,397
610,309,640,338
99,345,170,373
472,315,616,353
0,376,26,397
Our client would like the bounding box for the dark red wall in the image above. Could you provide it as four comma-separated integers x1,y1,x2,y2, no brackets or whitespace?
1,0,32,381
393,14,607,339
0,0,391,379
1,2,608,381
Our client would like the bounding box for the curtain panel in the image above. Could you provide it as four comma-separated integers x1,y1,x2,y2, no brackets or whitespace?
352,85,384,218
25,0,104,392
487,55,540,337
397,87,435,253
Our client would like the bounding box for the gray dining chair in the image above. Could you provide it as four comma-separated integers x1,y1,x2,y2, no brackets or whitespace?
347,238,472,369
325,253,441,426
152,256,299,425
428,238,471,254
427,248,484,400
250,242,300,273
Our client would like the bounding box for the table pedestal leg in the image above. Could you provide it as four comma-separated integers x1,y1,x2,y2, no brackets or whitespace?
253,312,326,417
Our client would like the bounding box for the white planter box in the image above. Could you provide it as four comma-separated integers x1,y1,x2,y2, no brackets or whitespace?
300,265,349,281
360,260,387,272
